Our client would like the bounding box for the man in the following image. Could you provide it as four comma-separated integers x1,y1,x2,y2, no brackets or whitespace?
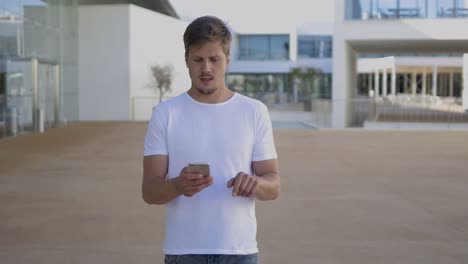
142,16,280,264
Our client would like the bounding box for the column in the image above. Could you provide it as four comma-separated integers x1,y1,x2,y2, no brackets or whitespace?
432,65,438,97
54,65,61,126
449,71,454,97
382,68,388,97
391,65,397,102
293,77,299,103
332,38,357,128
422,68,427,97
411,71,417,96
463,54,468,112
32,58,39,131
403,73,409,93
374,69,380,100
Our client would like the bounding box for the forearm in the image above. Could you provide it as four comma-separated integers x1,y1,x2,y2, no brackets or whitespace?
255,173,280,201
142,177,181,205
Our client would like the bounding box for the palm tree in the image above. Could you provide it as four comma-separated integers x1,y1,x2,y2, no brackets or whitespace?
289,67,322,102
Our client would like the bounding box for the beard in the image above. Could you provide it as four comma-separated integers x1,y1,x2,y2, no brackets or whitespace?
195,85,217,95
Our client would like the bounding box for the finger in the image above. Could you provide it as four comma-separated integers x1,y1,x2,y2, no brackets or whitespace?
247,181,259,198
193,176,214,186
189,180,213,193
180,166,189,175
232,173,245,197
200,180,213,189
242,179,254,197
184,173,204,180
239,176,250,196
227,178,234,188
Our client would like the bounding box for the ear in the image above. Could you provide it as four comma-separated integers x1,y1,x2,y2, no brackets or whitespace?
226,55,231,65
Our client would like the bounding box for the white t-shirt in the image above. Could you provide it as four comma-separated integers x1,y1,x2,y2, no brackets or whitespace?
144,92,278,255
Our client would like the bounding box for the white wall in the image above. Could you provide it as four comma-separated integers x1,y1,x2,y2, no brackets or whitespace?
297,22,334,35
78,5,130,121
463,54,468,111
333,0,468,127
228,59,332,74
229,23,333,74
228,61,292,74
128,5,190,120
340,19,468,41
296,58,332,73
229,25,295,67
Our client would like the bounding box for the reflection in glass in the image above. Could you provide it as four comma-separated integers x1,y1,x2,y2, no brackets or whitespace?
248,36,269,60
438,0,468,17
238,35,289,60
270,35,289,60
0,0,78,137
345,0,468,19
226,73,331,112
298,35,332,58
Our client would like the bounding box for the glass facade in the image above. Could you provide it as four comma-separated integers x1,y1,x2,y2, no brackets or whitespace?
238,35,289,60
347,0,468,20
298,35,333,58
226,73,331,111
0,0,78,138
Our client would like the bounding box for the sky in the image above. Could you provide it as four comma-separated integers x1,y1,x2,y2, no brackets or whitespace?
168,0,335,29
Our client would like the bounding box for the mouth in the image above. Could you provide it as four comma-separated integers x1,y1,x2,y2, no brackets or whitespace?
200,76,214,84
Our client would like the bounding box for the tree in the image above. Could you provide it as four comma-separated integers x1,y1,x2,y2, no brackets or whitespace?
289,67,321,100
149,64,174,103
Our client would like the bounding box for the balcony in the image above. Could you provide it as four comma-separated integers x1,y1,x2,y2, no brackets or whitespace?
347,0,468,20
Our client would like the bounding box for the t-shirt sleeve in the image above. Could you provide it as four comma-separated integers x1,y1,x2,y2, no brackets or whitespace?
252,103,278,161
144,106,168,156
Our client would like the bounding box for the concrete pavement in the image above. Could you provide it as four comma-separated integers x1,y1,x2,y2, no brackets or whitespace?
1,122,468,264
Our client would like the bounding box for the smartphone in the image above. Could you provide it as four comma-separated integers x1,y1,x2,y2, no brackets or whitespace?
188,162,210,177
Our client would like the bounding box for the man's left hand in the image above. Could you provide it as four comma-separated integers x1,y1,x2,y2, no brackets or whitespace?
227,172,259,198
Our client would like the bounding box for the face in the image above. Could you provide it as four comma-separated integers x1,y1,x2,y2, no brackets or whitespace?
186,41,230,96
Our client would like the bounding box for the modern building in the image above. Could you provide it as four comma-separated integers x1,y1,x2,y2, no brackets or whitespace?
78,2,188,121
227,21,334,126
2,0,468,137
333,0,468,128
0,0,187,138
1,0,79,137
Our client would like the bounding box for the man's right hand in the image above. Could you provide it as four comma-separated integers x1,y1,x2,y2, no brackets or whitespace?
172,167,214,197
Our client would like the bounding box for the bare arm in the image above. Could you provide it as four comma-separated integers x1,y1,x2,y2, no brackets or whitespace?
227,159,280,201
142,155,214,205
142,155,178,205
252,159,280,200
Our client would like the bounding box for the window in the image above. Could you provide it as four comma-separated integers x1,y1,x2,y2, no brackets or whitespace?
238,35,289,60
298,35,332,58
347,0,429,20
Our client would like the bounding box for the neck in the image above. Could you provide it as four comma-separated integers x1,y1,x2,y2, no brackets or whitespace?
188,86,234,104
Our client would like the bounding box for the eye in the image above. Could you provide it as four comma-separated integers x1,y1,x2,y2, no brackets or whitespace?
211,57,219,63
194,58,202,62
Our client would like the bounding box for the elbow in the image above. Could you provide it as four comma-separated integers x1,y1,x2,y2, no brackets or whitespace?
270,185,281,200
142,189,166,205
269,179,281,200
257,183,281,201
142,192,155,205
142,194,166,205
267,174,281,200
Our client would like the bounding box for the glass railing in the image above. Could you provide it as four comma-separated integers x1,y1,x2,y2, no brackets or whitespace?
310,96,468,129
347,0,468,20
130,95,468,130
0,0,78,139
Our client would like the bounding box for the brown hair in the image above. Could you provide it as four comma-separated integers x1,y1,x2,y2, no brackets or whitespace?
183,16,232,58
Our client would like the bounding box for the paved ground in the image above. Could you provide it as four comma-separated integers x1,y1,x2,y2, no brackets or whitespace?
1,122,468,264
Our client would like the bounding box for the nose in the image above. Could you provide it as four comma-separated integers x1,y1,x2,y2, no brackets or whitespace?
202,60,211,73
